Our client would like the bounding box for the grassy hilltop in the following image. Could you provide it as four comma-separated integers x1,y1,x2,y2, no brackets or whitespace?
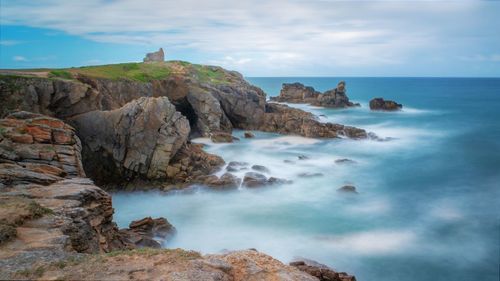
0,61,235,84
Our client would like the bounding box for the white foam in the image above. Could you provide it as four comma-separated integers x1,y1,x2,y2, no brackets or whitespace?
252,135,322,147
318,229,417,255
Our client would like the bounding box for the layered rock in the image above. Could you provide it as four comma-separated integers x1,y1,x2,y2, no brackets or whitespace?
0,114,132,278
260,103,367,139
271,81,359,108
119,216,176,248
290,260,356,281
369,98,402,111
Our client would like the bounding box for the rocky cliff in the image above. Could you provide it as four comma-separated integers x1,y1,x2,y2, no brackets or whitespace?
1,61,369,187
0,112,356,281
271,81,360,108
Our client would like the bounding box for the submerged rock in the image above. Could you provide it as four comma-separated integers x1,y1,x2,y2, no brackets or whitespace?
243,172,268,187
335,158,357,165
298,172,324,178
226,161,249,172
369,98,402,111
337,185,358,194
251,164,270,173
204,173,241,189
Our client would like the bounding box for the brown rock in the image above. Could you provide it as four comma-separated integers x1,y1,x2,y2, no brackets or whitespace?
8,134,33,144
290,259,356,281
337,185,358,194
52,128,74,144
244,131,255,138
369,98,402,111
211,131,239,143
25,125,52,143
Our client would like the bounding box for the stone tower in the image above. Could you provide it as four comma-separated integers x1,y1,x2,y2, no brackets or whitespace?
143,48,165,62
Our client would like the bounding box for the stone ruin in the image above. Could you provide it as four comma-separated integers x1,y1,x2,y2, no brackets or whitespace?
143,48,165,62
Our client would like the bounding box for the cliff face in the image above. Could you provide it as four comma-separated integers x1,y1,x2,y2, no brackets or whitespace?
0,112,131,278
0,62,368,186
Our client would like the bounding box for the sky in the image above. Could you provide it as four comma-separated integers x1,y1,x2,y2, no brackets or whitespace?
0,0,499,77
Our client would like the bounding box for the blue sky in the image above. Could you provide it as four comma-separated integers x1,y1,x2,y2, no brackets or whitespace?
1,0,499,77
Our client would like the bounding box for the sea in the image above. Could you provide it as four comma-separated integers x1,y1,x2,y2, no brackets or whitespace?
113,77,500,281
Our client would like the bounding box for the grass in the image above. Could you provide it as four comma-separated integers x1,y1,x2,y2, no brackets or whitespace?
1,61,234,84
105,248,201,260
48,70,73,80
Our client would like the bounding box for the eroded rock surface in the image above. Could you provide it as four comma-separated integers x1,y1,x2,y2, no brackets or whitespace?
143,48,165,62
271,81,359,108
290,260,356,281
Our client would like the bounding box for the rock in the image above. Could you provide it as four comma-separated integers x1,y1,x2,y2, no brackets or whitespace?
335,158,356,165
259,103,367,139
267,177,292,185
290,259,356,281
298,172,324,178
369,98,402,111
284,159,295,164
271,81,359,108
0,224,17,244
298,155,309,160
210,131,239,143
70,97,191,184
226,161,248,172
242,172,268,188
251,165,270,173
337,185,358,194
204,173,241,189
120,216,176,248
243,131,255,138
143,48,165,62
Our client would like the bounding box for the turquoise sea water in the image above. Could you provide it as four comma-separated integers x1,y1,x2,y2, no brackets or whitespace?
113,77,500,281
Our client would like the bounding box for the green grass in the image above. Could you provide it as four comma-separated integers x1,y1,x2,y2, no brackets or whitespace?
49,70,73,80
1,61,234,84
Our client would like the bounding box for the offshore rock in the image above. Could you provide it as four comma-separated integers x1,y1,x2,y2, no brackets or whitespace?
119,216,176,248
290,260,357,281
369,97,403,111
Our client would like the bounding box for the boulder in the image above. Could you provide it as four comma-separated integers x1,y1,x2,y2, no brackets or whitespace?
226,161,249,172
242,172,268,188
244,131,255,138
210,131,239,143
334,158,356,165
143,48,165,62
205,173,241,189
337,185,358,194
369,98,402,111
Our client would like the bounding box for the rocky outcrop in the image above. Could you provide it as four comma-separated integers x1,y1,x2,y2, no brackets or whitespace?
15,249,324,281
0,114,133,278
143,48,165,62
271,81,359,108
369,98,402,111
260,103,367,139
290,260,356,281
337,185,358,194
119,217,176,248
69,97,192,184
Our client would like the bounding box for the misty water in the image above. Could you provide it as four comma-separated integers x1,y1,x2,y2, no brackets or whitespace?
113,78,500,281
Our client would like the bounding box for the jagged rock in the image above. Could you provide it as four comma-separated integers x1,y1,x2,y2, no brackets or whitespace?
143,48,165,62
260,103,367,139
290,260,356,281
267,177,292,185
120,216,176,248
70,97,190,184
251,165,270,173
244,131,255,138
271,81,359,108
369,98,402,111
298,155,310,160
337,185,358,194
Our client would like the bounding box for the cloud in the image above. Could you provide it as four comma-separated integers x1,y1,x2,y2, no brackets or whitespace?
459,54,500,62
13,56,28,62
1,0,499,75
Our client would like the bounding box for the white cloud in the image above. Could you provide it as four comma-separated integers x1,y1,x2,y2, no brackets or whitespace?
1,0,498,75
13,56,28,62
459,54,500,62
